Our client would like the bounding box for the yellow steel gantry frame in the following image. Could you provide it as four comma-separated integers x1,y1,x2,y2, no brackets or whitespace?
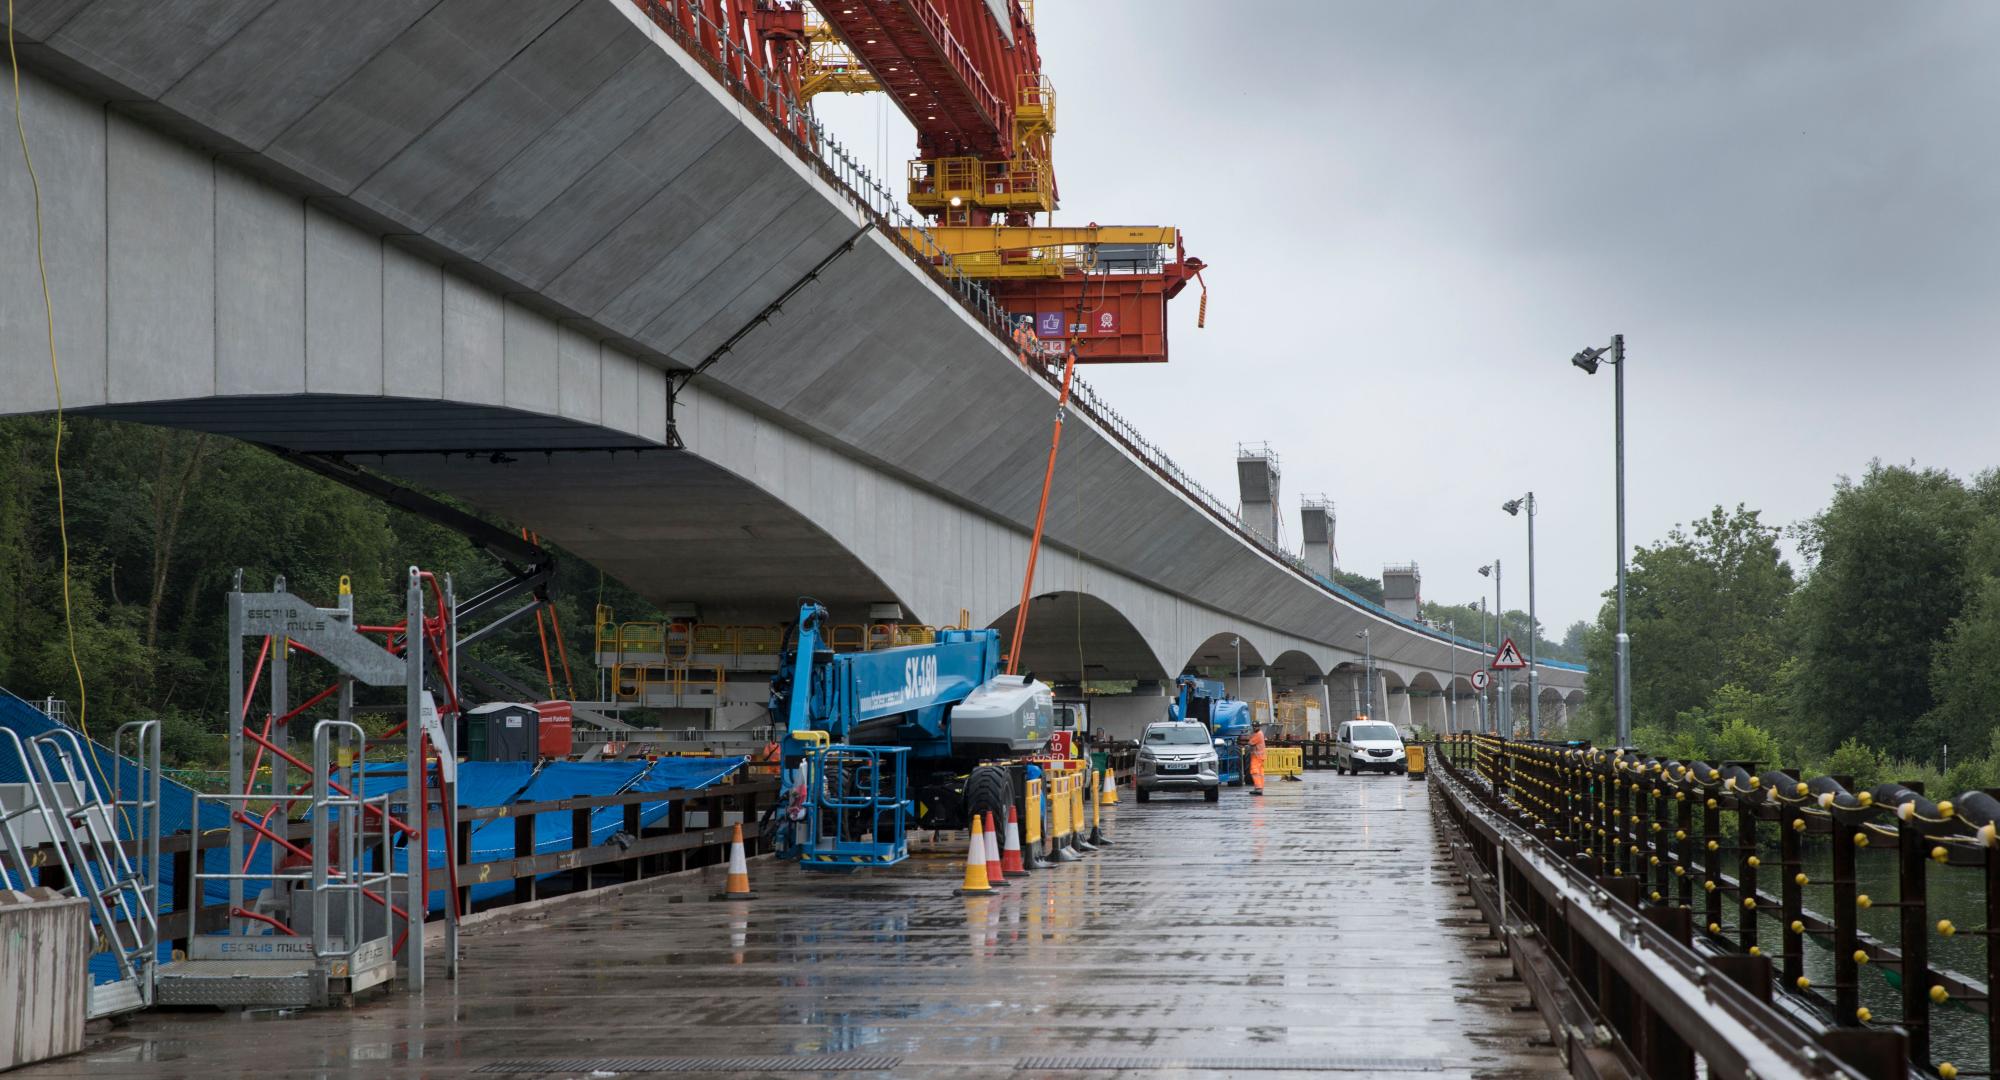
799,8,881,103
895,225,1178,279
801,3,1057,219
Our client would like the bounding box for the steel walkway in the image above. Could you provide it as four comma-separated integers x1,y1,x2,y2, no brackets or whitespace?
29,775,1559,1078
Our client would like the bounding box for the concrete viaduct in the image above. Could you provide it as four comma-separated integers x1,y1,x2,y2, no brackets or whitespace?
0,0,1584,737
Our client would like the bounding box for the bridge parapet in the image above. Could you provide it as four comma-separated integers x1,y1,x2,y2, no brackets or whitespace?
1434,733,1988,1079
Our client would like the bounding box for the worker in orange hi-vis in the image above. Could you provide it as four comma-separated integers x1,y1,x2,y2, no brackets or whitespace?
755,737,781,777
1247,722,1267,795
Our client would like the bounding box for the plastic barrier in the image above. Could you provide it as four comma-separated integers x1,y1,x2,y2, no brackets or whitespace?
1266,747,1304,779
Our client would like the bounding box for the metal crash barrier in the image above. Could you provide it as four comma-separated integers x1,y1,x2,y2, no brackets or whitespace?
1430,731,1986,1080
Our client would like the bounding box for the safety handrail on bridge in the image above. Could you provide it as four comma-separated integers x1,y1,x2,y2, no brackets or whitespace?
1434,732,1990,1079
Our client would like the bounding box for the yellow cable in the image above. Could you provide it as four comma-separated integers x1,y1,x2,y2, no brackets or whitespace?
9,3,90,745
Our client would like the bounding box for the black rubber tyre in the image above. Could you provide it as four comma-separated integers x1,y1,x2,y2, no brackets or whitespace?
1204,786,1220,803
1135,786,1150,803
1336,761,1347,776
964,764,1014,832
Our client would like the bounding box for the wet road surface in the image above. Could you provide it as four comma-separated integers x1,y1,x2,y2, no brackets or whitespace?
37,773,1561,1078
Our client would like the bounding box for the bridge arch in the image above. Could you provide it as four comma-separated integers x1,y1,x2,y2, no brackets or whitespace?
982,591,1171,687
1181,632,1268,678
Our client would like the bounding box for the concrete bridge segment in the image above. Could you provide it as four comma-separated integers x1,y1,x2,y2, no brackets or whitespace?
0,0,1584,737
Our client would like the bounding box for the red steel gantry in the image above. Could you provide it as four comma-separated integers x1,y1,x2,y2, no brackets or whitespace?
804,0,1204,363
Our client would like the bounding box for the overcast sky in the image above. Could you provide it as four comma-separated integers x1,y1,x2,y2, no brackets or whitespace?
815,1,2000,633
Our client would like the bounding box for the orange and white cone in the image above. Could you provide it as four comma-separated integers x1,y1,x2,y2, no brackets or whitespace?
982,810,1011,887
710,822,758,900
954,815,994,896
1000,805,1028,877
1101,768,1119,805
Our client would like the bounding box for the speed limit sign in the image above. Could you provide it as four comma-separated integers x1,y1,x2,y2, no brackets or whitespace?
1470,669,1490,691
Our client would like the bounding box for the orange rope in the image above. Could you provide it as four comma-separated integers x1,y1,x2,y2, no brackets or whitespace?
532,606,558,701
524,528,558,699
546,601,578,701
1006,344,1079,675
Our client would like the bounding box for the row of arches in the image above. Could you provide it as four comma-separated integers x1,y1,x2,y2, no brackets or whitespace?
983,589,1583,736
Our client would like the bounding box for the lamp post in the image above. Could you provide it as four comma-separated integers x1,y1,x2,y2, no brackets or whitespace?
1354,629,1373,719
1232,636,1242,693
1503,493,1538,738
1572,335,1630,747
1446,619,1458,733
1479,562,1505,734
1472,600,1488,736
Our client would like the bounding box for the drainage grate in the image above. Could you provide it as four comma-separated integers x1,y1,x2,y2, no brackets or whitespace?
475,1055,903,1074
1015,1055,1445,1072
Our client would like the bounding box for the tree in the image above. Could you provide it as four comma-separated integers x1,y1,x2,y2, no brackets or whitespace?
1560,620,1590,660
1332,569,1384,605
0,415,668,765
1418,600,1569,662
1582,505,1795,744
1793,463,1982,759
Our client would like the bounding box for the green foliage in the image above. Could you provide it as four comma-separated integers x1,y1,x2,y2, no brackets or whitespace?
1793,463,1983,758
0,415,664,766
1942,755,1996,801
1332,569,1384,605
1418,600,1573,663
1631,721,1708,763
1584,505,1794,748
1710,719,1783,770
1820,737,1886,790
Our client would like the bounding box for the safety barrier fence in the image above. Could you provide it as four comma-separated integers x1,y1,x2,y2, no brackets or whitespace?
1265,747,1304,779
615,1,1577,666
1274,740,1345,771
45,777,777,952
609,662,726,705
1433,732,1987,1080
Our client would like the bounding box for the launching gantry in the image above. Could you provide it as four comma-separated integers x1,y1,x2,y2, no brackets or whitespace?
799,0,1205,363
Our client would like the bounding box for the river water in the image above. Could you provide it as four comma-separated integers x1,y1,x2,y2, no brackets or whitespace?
1730,848,1992,1073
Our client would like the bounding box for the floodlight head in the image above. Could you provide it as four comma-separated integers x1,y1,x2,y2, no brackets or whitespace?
1502,499,1522,516
1478,565,1492,578
1571,346,1607,374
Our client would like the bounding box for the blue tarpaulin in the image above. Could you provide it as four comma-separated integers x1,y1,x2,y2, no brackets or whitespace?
0,687,745,982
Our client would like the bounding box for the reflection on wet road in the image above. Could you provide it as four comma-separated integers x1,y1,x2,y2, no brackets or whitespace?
34,774,1561,1078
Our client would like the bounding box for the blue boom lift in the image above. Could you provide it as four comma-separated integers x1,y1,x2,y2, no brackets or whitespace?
765,602,1055,869
1167,675,1252,787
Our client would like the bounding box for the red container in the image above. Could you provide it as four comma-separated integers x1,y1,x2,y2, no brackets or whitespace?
536,701,574,759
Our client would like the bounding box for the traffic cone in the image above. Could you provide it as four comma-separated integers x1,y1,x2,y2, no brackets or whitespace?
1101,768,1119,805
1088,780,1113,847
710,822,758,900
1001,805,1028,877
954,816,993,896
982,811,1011,887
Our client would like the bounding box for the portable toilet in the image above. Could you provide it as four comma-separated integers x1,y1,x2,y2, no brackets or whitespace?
464,702,537,762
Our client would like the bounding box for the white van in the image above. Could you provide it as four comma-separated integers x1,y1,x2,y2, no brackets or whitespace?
1335,719,1407,775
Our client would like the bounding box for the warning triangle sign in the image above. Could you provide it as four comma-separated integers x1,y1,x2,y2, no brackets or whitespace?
1490,637,1527,670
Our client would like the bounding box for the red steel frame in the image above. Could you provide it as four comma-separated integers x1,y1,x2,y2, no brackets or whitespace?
230,571,464,956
